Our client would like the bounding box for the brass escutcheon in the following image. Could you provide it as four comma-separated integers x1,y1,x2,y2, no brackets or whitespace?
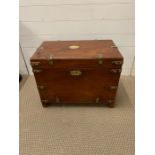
70,70,82,76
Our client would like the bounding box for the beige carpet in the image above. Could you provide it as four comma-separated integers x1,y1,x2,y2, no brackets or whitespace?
20,76,135,155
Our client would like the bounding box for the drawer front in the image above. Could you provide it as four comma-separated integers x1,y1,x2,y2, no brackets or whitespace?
37,81,118,103
34,68,120,104
40,93,116,104
33,68,121,85
37,83,118,93
38,85,117,99
40,96,116,104
31,59,123,69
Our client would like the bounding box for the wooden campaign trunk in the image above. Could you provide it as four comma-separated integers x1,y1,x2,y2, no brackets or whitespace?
30,40,123,107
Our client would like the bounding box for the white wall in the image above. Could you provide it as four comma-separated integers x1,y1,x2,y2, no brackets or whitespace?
19,46,28,75
19,0,135,75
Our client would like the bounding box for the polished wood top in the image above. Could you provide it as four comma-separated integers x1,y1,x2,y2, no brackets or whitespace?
31,40,123,60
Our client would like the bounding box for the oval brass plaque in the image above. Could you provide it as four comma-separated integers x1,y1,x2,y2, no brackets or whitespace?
69,45,80,50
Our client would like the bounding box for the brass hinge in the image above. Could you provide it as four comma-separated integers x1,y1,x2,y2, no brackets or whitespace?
112,60,123,65
98,54,104,65
111,69,122,73
48,55,53,65
33,69,42,73
31,61,40,66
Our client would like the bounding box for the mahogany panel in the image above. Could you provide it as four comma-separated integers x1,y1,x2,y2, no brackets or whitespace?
33,68,121,85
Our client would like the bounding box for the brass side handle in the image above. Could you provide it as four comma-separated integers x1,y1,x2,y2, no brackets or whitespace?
31,62,40,66
38,85,45,90
41,99,48,103
112,60,123,65
111,69,122,73
33,69,42,73
109,86,118,90
70,70,82,76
